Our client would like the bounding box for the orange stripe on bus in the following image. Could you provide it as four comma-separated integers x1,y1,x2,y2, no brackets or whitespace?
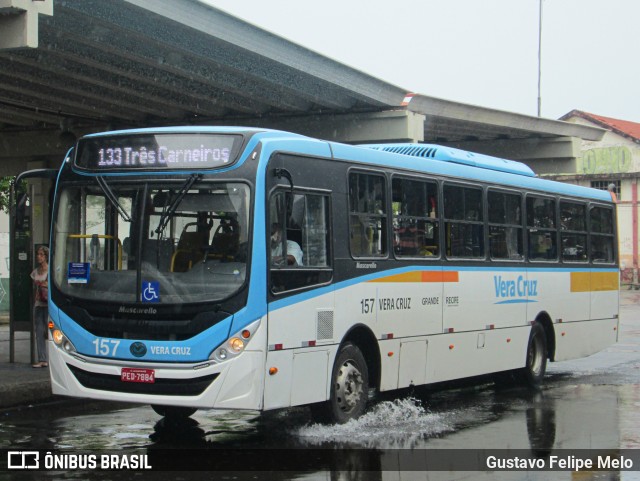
570,271,619,292
368,271,459,283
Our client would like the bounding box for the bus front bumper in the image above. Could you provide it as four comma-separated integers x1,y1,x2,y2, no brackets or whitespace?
48,341,265,411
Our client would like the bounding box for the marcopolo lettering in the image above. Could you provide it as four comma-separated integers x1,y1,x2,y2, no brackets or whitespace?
356,262,377,269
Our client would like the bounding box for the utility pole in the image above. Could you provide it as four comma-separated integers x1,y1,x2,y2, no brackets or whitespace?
537,0,543,117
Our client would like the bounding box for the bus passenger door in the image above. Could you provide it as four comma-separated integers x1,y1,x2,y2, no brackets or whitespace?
264,189,334,409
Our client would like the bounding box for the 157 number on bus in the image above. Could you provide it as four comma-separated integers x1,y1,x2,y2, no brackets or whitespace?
360,298,375,314
92,338,121,356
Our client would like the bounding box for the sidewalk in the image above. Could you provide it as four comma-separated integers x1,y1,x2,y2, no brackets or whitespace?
0,321,52,409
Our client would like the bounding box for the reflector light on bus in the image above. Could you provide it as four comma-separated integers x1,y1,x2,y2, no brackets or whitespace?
381,333,394,340
301,341,316,347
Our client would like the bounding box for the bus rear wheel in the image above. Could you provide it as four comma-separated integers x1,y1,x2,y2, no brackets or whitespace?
151,405,197,419
518,323,548,388
312,343,369,424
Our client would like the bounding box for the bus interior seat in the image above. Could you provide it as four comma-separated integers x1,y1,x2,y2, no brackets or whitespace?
141,238,174,271
171,223,208,272
209,218,240,260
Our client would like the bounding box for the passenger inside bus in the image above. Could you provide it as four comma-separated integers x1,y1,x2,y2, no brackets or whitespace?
271,223,303,266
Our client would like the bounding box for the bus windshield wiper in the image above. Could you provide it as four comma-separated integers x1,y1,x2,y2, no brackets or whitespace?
155,174,202,234
96,176,131,222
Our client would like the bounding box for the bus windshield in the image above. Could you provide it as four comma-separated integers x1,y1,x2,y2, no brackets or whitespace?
52,180,250,305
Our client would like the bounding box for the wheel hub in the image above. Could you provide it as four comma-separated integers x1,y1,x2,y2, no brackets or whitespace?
335,360,363,413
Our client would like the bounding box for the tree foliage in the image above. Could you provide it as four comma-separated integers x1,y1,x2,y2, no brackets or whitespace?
0,176,26,214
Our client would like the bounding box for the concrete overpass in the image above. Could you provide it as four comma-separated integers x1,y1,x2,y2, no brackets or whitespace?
0,0,605,176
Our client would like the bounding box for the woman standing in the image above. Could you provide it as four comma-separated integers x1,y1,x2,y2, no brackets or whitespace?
31,245,49,368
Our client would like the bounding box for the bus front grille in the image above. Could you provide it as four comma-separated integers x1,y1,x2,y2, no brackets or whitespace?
67,364,218,396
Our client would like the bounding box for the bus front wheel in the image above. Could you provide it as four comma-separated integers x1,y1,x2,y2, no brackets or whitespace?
518,323,548,388
312,342,369,424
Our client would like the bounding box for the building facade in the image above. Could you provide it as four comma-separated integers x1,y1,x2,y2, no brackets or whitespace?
549,110,640,286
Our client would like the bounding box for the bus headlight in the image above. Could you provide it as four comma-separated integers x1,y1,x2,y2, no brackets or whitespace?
229,337,245,352
49,319,77,354
209,319,260,363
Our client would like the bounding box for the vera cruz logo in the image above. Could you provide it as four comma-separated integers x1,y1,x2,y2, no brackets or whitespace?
130,342,147,357
493,275,538,304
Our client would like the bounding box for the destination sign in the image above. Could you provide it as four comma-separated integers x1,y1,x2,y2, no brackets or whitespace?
75,133,243,171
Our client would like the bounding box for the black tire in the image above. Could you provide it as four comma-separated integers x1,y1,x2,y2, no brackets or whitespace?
312,343,369,424
151,405,197,419
518,323,548,387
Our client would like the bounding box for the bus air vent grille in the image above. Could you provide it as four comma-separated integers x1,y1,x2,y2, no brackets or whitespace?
317,310,334,340
374,145,438,158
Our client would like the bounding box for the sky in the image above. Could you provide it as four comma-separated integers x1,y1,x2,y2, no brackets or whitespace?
203,0,639,122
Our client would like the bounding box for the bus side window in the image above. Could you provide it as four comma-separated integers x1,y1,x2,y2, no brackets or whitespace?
560,201,587,262
590,206,615,263
527,196,557,261
392,177,439,258
349,172,387,258
444,183,484,259
488,190,523,260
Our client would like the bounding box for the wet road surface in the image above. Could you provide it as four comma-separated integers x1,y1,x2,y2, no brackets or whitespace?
1,291,639,479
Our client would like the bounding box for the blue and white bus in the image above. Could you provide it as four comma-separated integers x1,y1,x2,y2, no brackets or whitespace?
43,127,619,423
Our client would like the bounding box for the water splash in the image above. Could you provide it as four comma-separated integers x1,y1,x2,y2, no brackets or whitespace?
294,398,452,449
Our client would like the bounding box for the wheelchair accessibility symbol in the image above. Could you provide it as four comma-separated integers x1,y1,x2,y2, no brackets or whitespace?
142,281,160,303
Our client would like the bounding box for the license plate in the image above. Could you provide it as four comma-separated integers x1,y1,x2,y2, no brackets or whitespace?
121,368,155,384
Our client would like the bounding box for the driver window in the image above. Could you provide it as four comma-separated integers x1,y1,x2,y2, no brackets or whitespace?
269,190,331,293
